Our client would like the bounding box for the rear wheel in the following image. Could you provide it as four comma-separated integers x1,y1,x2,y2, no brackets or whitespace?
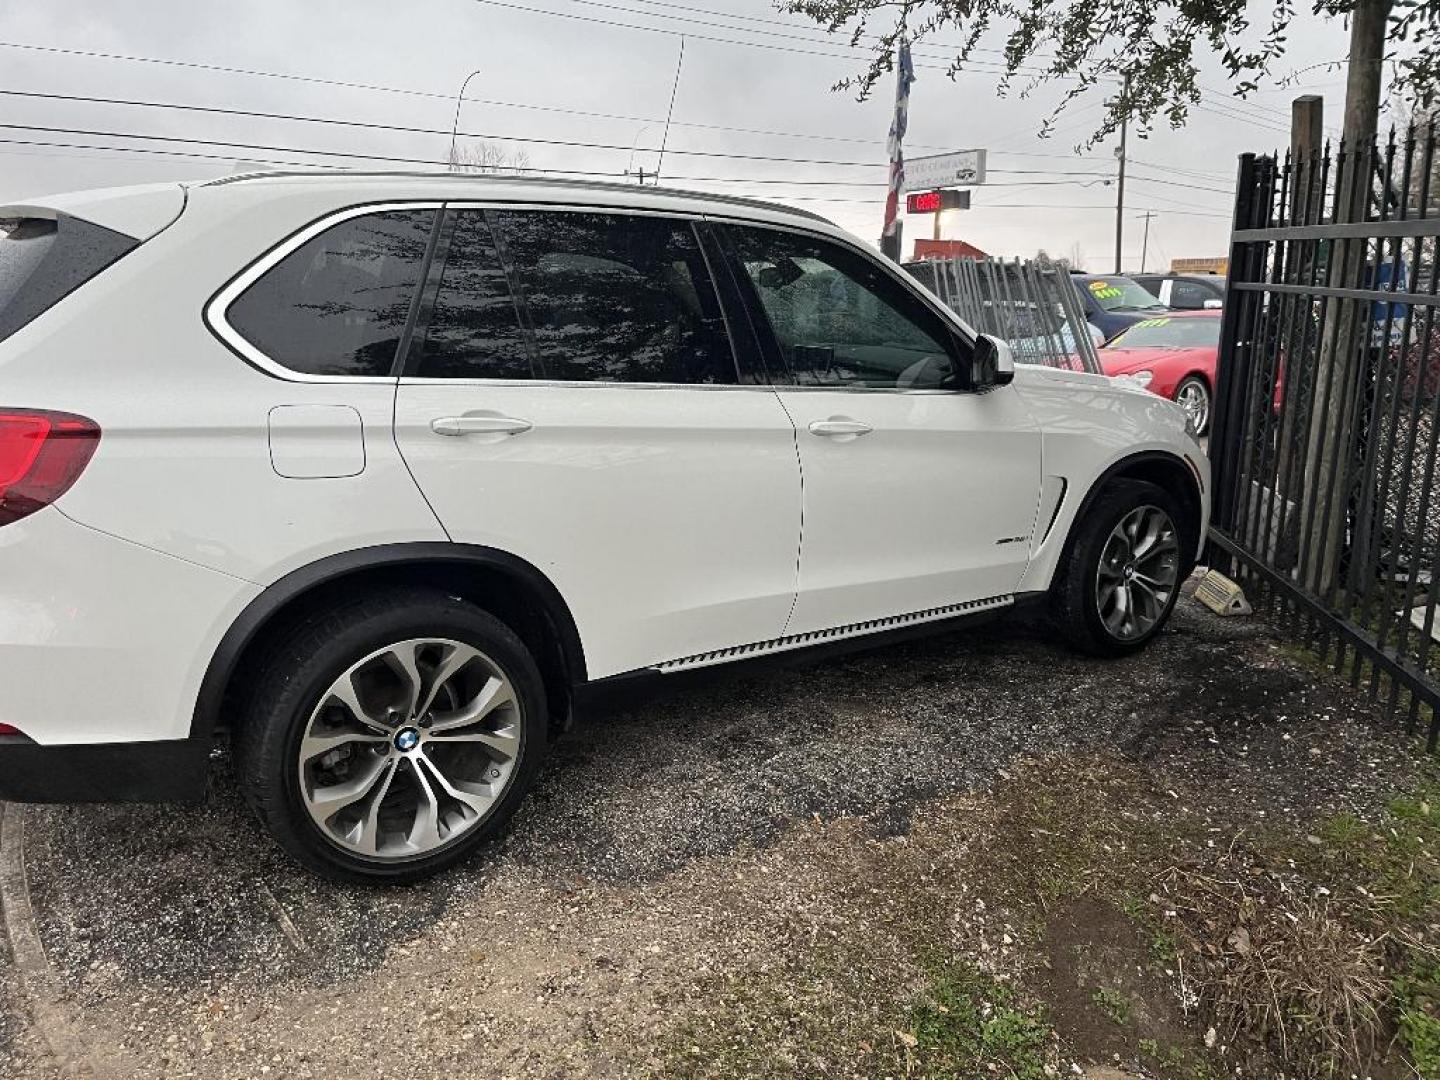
1052,480,1185,656
234,588,546,883
1174,375,1211,436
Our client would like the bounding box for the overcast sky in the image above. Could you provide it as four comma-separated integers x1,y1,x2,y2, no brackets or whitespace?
0,0,1375,271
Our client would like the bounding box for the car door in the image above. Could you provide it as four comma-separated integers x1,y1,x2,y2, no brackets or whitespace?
393,206,801,679
717,222,1043,636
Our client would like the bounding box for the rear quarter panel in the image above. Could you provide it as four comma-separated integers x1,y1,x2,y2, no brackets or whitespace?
0,181,449,584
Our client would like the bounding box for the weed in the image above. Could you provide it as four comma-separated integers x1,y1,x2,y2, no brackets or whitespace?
1090,986,1132,1027
1396,957,1440,1078
1139,1036,1216,1079
1119,893,1180,967
906,963,1054,1080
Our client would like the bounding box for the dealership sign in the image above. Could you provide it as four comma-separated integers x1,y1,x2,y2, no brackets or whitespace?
904,150,987,193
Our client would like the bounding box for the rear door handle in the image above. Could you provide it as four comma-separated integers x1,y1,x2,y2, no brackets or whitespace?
808,419,873,438
430,415,533,437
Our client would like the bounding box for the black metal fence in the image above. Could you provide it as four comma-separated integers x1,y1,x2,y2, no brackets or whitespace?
1209,123,1440,749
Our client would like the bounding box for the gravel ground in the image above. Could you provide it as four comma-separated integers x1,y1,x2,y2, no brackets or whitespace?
0,596,1430,1078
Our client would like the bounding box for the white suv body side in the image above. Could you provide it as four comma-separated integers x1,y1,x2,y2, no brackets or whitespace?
0,173,1207,877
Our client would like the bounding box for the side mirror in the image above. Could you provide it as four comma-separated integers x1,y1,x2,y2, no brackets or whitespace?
972,334,1016,390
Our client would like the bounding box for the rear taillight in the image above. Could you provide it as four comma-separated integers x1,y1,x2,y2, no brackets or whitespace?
0,724,20,736
0,409,100,527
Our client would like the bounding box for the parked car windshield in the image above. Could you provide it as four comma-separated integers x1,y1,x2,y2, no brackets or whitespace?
1105,315,1221,349
1079,276,1166,313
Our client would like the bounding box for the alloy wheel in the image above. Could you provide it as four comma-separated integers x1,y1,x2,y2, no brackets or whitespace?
296,638,522,861
1176,379,1210,435
1095,505,1181,641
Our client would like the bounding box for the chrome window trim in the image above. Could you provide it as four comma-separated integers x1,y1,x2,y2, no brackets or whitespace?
205,201,444,384
206,198,976,389
395,376,956,394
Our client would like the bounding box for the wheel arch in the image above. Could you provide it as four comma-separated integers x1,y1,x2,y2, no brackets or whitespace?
192,543,587,741
1060,450,1205,575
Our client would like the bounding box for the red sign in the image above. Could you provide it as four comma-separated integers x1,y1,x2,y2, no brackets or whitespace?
907,190,943,214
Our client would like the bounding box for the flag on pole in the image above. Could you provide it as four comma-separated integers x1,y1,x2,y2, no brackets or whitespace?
880,38,916,261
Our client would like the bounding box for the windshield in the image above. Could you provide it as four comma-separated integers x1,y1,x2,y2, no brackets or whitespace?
1080,276,1165,312
1105,315,1221,349
0,215,137,343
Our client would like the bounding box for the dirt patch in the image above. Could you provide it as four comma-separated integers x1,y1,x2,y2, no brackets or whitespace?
1033,899,1195,1066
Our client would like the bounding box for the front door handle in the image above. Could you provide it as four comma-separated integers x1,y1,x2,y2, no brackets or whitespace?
808,419,874,438
430,415,533,437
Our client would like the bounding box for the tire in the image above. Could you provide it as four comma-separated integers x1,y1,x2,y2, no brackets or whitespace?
1174,375,1211,436
233,588,547,883
1052,480,1186,657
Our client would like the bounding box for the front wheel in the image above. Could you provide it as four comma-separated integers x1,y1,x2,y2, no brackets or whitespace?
1052,480,1185,656
233,589,547,883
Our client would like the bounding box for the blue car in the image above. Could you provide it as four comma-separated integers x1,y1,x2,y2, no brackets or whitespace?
1071,273,1170,339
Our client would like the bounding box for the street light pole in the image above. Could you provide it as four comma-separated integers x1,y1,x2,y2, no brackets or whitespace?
1114,73,1130,273
447,69,485,168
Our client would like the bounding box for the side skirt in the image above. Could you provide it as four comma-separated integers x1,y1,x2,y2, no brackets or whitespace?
575,591,1049,718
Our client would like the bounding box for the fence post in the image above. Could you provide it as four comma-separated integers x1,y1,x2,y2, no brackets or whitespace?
1211,152,1260,536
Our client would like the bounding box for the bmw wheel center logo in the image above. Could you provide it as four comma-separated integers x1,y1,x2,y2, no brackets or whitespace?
394,727,421,752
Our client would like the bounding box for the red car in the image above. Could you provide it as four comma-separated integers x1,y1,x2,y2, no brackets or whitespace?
1098,310,1220,434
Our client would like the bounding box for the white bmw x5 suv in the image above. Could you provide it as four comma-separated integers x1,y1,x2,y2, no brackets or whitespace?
0,173,1208,881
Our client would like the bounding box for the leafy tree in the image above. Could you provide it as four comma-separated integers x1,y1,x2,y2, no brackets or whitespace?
778,0,1438,146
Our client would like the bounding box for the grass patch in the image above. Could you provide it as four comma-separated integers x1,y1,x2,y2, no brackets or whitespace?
1138,1037,1215,1079
906,963,1054,1080
1396,956,1440,1078
1089,986,1131,1027
1120,893,1181,968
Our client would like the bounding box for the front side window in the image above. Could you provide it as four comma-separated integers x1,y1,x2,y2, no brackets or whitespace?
442,210,734,384
226,209,436,377
727,225,961,389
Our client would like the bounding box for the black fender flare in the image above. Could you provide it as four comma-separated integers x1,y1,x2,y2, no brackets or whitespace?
190,542,587,739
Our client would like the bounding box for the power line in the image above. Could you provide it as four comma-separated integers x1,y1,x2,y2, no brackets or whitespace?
0,41,1093,159
1127,174,1233,197
565,0,1042,63
466,0,1060,79
1192,100,1289,136
1128,157,1234,182
974,201,1231,219
0,114,900,170
0,88,1135,181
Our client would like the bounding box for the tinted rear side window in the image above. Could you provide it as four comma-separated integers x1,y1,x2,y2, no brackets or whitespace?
414,211,533,380
226,209,436,378
0,215,137,344
437,209,734,384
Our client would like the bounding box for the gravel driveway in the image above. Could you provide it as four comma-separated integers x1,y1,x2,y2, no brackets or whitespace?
0,598,1426,1079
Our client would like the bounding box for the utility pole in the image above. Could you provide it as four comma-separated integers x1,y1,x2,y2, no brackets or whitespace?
933,206,942,242
1137,211,1156,273
1301,0,1393,595
1114,73,1130,273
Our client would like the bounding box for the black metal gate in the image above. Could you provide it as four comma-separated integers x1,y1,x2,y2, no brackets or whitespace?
1209,123,1440,749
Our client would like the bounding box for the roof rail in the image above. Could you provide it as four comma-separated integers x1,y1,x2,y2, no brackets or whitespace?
197,169,834,224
